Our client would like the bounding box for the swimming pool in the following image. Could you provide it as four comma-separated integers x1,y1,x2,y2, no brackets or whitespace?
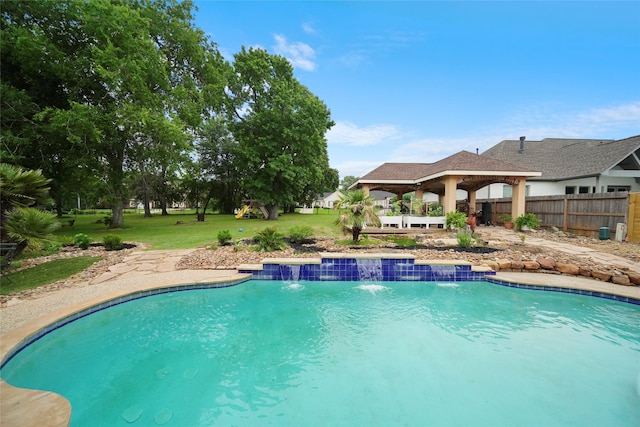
2,279,639,426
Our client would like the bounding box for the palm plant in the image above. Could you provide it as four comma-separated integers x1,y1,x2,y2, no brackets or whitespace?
0,164,58,254
334,189,381,243
3,208,60,253
0,164,51,215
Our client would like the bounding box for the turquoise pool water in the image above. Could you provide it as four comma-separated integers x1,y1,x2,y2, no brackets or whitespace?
2,280,639,426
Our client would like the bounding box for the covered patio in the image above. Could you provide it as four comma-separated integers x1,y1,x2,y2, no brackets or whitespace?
351,150,541,221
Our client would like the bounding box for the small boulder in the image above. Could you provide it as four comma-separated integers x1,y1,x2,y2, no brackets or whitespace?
482,261,500,271
611,274,631,286
591,270,612,282
497,259,512,270
510,260,524,270
523,261,540,270
578,267,592,277
555,263,579,275
626,271,640,285
537,257,556,270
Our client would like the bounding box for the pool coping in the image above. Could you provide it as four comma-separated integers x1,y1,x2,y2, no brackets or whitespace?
1,269,638,427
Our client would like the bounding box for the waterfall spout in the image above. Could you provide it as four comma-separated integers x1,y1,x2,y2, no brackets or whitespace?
356,258,383,282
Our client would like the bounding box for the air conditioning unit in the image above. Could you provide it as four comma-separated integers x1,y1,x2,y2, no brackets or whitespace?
615,223,627,242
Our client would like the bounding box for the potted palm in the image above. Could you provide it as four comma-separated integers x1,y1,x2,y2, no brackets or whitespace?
499,214,514,229
335,190,381,243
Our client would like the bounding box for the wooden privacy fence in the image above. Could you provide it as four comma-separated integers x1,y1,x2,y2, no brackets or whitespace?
476,192,639,241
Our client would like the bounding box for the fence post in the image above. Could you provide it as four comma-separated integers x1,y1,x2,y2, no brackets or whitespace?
563,197,568,231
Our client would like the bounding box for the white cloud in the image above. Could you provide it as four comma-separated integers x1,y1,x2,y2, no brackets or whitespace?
302,23,316,35
327,121,404,147
273,34,316,71
332,159,385,179
494,101,640,141
575,102,640,134
386,135,501,164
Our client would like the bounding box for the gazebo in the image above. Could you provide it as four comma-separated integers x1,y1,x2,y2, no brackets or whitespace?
351,150,541,220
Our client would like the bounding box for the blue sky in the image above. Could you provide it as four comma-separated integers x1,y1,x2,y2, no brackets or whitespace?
194,1,640,179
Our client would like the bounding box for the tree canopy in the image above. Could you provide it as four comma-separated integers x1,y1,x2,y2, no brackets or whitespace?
1,2,335,225
225,47,335,219
1,0,227,226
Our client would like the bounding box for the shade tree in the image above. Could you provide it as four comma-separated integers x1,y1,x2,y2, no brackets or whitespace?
225,47,334,220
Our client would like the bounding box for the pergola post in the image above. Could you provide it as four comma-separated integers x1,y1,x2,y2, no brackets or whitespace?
442,175,458,214
511,178,526,220
468,190,477,213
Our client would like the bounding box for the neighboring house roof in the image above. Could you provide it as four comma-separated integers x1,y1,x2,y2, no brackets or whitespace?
369,190,394,200
482,135,640,181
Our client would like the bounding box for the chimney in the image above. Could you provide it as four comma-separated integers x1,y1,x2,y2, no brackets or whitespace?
519,136,526,154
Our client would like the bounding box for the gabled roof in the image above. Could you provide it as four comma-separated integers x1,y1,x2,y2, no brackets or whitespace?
482,135,640,180
360,150,538,184
360,163,433,181
355,150,540,194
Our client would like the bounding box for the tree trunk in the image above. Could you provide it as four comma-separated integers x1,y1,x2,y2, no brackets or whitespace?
159,173,169,215
55,197,64,217
111,202,124,228
141,174,152,217
267,204,279,220
352,226,361,243
160,196,169,215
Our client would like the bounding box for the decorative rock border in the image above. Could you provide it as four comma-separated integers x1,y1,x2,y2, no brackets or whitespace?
480,257,640,287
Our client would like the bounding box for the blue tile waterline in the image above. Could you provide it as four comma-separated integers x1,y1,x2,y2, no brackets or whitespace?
486,277,640,305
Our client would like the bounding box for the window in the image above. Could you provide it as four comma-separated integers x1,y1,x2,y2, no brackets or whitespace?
502,185,530,198
607,186,630,192
578,186,590,194
565,186,576,194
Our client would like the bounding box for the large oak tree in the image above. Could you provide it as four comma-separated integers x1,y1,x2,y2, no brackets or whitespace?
1,0,226,226
225,47,335,220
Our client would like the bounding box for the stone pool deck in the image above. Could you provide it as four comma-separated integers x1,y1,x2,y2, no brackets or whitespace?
1,230,639,426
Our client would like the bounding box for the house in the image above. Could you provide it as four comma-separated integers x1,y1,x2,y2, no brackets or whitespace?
315,191,343,209
479,135,640,198
314,190,394,210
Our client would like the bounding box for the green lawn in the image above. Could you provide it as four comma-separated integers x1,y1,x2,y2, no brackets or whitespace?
52,209,343,250
1,256,103,295
1,209,344,295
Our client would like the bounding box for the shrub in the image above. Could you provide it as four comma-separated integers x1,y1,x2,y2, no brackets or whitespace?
288,225,313,243
40,241,61,255
427,203,443,217
103,215,113,227
59,235,75,247
74,233,92,250
456,230,474,247
217,229,233,246
498,214,512,223
103,234,123,251
391,237,416,247
254,227,286,252
445,210,467,230
515,213,540,230
411,197,424,215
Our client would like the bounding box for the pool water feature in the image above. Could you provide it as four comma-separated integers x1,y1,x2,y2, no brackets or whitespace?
2,280,639,426
245,254,486,282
